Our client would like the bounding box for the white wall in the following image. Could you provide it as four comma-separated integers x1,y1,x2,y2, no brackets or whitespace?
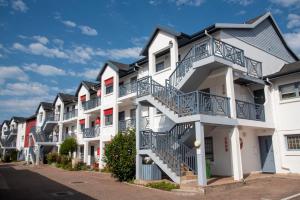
16,122,26,150
271,74,300,173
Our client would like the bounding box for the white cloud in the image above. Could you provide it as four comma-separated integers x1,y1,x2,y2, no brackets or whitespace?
224,0,253,6
270,0,300,7
284,31,300,57
81,68,100,79
149,0,161,6
11,0,28,13
236,10,246,15
13,42,68,58
32,35,49,45
107,47,142,59
78,25,98,36
62,20,76,28
171,0,205,6
0,0,8,7
23,63,67,76
0,66,29,83
131,36,148,46
0,82,49,96
52,38,64,48
287,14,300,29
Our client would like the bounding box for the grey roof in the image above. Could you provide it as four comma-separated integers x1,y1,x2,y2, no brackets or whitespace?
96,60,131,81
1,120,9,127
139,12,298,61
26,114,37,121
36,102,53,114
10,116,27,124
266,61,300,79
54,93,77,105
75,80,100,96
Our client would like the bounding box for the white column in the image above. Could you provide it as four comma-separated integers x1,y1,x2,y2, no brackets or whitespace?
58,124,63,143
195,121,207,186
36,144,40,165
230,126,243,180
83,141,88,163
135,102,141,180
226,67,236,118
99,140,104,169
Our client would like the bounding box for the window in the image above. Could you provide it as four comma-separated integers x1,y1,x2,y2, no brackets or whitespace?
119,111,125,121
79,119,85,132
279,82,300,100
91,146,95,157
105,77,114,95
286,135,300,150
39,113,43,123
130,109,136,119
104,108,113,126
205,137,214,161
155,61,165,72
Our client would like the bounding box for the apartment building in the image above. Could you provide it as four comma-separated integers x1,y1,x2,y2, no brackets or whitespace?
1,12,299,188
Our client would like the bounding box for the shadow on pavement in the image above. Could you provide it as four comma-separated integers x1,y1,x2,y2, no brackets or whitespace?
0,164,96,200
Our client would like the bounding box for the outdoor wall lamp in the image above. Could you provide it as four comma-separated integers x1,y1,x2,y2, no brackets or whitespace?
194,140,201,148
169,40,173,48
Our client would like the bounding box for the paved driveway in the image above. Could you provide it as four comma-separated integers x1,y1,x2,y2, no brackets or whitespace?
0,163,300,200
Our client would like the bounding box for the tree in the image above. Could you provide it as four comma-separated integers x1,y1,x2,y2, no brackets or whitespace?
59,137,77,155
103,129,136,182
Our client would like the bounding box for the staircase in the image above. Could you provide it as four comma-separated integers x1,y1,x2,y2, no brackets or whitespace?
137,76,231,122
140,122,197,183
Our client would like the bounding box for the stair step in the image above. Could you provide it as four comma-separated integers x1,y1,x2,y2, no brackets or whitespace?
181,175,198,181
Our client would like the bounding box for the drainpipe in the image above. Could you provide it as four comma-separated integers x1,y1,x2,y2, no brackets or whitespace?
204,29,212,38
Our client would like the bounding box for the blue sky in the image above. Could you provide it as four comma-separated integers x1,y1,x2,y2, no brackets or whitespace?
0,0,300,122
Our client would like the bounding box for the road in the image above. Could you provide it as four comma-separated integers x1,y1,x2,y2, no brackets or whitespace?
0,163,300,200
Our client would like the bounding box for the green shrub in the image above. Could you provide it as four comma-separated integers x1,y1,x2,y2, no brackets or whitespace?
46,152,58,164
146,181,179,191
100,166,111,173
59,137,77,155
10,150,18,161
73,162,88,171
103,129,136,182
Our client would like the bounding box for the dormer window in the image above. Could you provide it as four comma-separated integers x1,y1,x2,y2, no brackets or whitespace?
156,61,165,72
105,77,114,95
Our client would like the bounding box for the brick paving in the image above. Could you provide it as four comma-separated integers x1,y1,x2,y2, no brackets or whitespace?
1,163,300,200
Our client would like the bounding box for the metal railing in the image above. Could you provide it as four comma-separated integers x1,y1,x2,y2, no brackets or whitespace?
30,126,59,143
119,118,136,132
3,130,10,135
236,100,265,121
140,127,197,176
137,76,230,117
83,126,100,138
169,38,262,87
63,109,78,120
82,97,101,111
119,82,137,97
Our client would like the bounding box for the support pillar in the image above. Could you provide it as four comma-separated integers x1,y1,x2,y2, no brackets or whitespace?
230,126,243,180
135,102,141,180
225,67,237,118
195,121,207,186
36,144,40,165
83,141,88,164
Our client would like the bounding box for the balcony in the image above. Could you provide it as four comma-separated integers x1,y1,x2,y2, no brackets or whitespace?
83,127,100,138
3,130,10,135
236,100,265,121
119,118,136,132
63,109,78,121
62,132,76,141
119,82,137,97
82,97,101,111
11,128,18,134
169,38,262,88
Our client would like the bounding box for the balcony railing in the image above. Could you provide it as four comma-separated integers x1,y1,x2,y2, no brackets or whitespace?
236,100,265,121
82,97,101,111
63,109,78,120
169,38,262,87
137,76,231,117
83,126,100,138
119,119,136,132
3,130,10,135
119,82,137,97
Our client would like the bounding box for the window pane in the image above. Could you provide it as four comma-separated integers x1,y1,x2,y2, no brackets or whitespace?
286,135,300,150
280,83,297,99
156,62,165,72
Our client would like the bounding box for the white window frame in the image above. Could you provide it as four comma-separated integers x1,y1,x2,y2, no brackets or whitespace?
285,134,300,151
279,82,300,100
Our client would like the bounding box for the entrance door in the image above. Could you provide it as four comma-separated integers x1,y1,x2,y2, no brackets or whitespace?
258,136,275,173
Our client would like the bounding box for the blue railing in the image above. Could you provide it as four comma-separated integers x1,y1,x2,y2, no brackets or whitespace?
169,38,262,87
140,126,197,176
82,97,101,111
62,132,76,141
119,82,137,97
137,76,230,117
236,100,265,121
83,126,100,138
118,118,136,132
63,109,78,120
